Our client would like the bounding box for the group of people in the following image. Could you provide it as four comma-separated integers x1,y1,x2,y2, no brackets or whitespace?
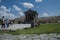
1,16,10,28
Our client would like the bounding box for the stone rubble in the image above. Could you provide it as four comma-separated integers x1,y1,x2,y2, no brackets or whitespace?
0,33,60,40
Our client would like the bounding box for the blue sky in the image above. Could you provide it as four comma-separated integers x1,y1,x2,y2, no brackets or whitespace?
0,0,60,19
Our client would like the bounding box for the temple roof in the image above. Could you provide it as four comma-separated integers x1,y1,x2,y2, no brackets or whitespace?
25,9,38,15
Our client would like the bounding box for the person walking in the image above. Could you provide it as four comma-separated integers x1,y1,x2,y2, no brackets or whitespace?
1,16,5,28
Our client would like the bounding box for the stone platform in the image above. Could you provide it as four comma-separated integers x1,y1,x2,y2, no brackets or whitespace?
0,24,31,30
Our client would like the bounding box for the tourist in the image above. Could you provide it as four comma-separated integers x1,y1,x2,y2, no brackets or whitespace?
6,19,10,28
1,16,5,28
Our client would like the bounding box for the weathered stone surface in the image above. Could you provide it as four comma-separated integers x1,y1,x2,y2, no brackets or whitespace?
33,38,41,40
39,34,48,40
21,38,32,40
49,37,57,40
0,33,60,40
17,35,27,39
26,34,39,39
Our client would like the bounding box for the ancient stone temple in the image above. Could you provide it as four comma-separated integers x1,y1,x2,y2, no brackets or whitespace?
24,9,38,28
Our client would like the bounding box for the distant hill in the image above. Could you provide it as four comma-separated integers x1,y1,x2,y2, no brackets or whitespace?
11,16,60,23
12,16,25,23
38,16,60,23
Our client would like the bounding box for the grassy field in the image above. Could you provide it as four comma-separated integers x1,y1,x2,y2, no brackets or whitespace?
0,23,60,35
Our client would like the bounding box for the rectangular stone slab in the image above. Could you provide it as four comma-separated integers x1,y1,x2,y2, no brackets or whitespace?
0,24,31,30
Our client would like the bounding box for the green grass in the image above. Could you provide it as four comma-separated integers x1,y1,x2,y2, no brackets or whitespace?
0,23,60,35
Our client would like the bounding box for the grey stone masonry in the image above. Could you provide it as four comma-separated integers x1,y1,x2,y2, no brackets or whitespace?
0,33,60,40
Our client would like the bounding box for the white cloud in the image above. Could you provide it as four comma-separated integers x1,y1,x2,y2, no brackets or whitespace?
13,5,22,11
19,12,24,16
0,6,7,11
0,5,16,19
13,5,24,16
7,13,16,19
43,13,49,17
35,0,42,2
21,2,34,8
